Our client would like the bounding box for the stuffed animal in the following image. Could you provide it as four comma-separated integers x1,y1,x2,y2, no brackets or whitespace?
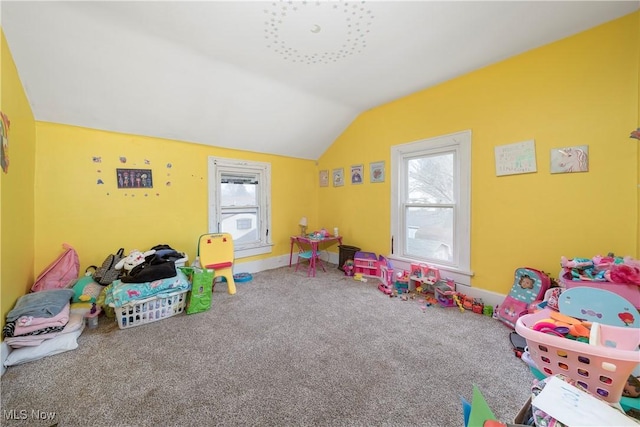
115,249,156,273
343,259,355,276
71,276,103,304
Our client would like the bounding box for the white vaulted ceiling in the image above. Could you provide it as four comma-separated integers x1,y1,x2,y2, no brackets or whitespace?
2,1,638,160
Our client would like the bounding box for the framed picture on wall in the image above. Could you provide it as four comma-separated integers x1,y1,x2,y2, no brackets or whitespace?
550,145,589,174
116,168,153,189
350,164,363,184
319,170,329,187
332,168,344,187
370,161,385,183
494,140,537,176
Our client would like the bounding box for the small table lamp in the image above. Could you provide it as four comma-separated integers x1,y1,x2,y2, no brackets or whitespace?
299,216,308,236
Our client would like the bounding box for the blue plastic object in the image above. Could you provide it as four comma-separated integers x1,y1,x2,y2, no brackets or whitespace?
233,273,252,283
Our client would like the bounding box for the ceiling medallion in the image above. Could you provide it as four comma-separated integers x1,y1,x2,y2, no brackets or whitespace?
264,0,374,65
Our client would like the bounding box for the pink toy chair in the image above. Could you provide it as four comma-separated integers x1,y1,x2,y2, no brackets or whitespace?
197,233,236,295
294,238,326,277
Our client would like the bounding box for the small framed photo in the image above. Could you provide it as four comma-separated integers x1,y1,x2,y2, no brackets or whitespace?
332,168,344,187
550,145,589,174
117,168,153,189
370,161,385,183
319,170,329,187
350,164,364,185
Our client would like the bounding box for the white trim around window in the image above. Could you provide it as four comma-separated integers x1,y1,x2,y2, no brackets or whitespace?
390,130,472,286
208,157,273,259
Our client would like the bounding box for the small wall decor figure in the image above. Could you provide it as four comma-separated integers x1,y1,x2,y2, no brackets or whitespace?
550,145,588,174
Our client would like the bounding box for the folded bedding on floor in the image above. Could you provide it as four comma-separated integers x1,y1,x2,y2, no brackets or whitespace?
5,312,84,348
4,321,85,366
6,289,74,322
12,303,71,336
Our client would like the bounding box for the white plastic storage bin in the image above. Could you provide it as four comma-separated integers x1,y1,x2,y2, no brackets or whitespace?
175,252,189,268
113,289,188,329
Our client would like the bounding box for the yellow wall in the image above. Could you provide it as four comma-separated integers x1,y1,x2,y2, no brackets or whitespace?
319,12,639,294
1,12,639,328
0,29,37,330
637,10,640,259
33,122,318,276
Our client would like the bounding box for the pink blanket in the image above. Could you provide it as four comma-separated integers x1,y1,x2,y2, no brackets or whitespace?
13,303,70,336
6,312,83,348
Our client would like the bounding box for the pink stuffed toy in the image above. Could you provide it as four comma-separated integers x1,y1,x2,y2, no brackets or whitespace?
607,264,640,285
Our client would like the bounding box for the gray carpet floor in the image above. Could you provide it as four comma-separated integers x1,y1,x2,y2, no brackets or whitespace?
1,265,534,426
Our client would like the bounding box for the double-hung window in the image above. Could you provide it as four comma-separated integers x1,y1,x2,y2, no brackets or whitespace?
208,157,272,258
390,130,471,285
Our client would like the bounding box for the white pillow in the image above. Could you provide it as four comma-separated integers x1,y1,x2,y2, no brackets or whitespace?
4,324,84,367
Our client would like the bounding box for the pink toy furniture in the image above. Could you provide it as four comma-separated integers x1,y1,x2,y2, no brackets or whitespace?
378,255,393,286
434,279,456,307
354,251,378,276
421,264,441,285
294,237,326,277
377,255,394,295
288,235,342,277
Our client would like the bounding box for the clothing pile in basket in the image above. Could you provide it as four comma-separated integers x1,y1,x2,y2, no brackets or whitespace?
103,246,191,308
3,289,84,366
104,269,191,308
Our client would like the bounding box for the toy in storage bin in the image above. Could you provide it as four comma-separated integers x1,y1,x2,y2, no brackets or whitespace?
515,307,640,404
113,289,188,329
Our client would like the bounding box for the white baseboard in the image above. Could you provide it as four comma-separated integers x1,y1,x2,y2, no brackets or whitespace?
233,253,292,274
1,341,10,376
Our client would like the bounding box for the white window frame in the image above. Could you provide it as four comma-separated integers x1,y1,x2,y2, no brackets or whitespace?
208,157,272,259
390,130,472,286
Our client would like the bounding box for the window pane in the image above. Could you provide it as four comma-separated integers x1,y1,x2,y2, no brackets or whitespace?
405,206,453,262
221,210,258,245
221,174,257,207
407,154,454,203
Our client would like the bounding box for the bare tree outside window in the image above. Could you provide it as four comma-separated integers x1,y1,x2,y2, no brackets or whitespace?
405,153,455,262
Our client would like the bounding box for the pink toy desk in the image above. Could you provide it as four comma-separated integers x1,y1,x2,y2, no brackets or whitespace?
289,235,342,277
